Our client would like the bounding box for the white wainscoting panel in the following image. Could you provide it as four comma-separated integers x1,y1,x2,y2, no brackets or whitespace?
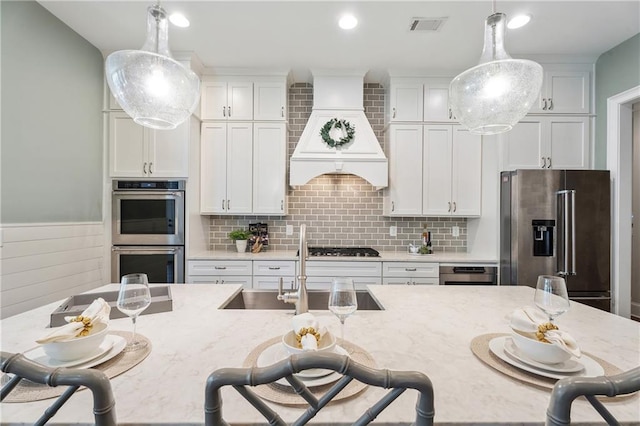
0,222,107,319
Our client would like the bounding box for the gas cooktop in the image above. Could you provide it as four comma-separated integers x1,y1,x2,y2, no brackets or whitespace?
299,247,380,257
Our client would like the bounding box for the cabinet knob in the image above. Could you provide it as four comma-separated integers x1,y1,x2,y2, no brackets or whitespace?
541,157,546,168
547,157,552,169
548,98,554,111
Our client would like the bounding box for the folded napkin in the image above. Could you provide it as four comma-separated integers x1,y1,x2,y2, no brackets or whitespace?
36,298,110,344
291,313,327,351
510,306,581,358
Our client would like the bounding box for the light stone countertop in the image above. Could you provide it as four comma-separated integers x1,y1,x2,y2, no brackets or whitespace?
1,285,638,425
188,250,498,264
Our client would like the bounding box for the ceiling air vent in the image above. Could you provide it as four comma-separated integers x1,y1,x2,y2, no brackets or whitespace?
409,17,447,32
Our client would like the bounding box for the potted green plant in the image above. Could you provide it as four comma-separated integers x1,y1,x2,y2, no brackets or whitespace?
229,229,252,253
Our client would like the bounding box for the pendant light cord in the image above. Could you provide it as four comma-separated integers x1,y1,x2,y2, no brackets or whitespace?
492,0,496,14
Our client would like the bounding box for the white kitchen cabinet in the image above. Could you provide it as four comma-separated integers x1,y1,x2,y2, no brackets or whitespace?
201,80,253,121
530,69,590,114
200,122,253,214
382,261,439,285
387,80,423,122
383,125,424,216
503,116,590,170
109,112,188,178
186,260,252,288
252,260,295,289
253,122,287,214
303,261,381,290
423,125,482,216
253,80,287,121
424,78,456,122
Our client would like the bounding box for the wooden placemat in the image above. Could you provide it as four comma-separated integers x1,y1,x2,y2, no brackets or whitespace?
242,336,376,406
470,333,624,391
2,331,151,403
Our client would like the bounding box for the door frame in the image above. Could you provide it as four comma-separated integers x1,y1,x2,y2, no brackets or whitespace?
607,85,640,318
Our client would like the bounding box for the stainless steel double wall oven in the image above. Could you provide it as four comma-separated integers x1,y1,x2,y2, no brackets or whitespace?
111,180,185,283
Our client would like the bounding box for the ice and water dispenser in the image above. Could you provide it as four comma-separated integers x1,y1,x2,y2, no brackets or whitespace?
532,220,554,256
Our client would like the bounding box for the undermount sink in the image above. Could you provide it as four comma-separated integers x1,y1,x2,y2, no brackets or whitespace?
219,290,384,311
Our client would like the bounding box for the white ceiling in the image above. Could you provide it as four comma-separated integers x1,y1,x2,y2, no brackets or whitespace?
38,0,640,83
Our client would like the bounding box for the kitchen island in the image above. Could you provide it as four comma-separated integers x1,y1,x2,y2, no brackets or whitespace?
1,285,638,425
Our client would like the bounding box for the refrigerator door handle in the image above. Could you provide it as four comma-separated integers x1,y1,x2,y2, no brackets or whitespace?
557,189,577,276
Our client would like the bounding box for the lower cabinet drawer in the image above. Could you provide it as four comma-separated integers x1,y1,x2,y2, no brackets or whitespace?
382,262,439,278
253,275,295,290
253,261,296,276
187,260,252,276
383,277,439,286
305,277,377,290
305,261,382,277
187,275,251,288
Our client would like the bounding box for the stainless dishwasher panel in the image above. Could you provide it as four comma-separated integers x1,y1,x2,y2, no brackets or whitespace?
439,266,497,285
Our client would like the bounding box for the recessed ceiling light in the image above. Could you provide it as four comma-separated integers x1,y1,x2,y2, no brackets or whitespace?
338,14,358,30
507,14,531,29
169,13,190,28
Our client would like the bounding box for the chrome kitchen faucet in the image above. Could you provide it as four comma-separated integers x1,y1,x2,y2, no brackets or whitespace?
277,224,309,314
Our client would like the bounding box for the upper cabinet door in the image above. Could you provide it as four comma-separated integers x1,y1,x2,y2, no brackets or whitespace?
422,125,453,216
200,123,228,214
253,122,287,214
424,79,455,122
150,121,189,178
451,127,482,216
503,120,546,170
529,69,590,114
225,122,253,213
384,125,423,216
389,82,423,122
201,82,228,120
109,112,147,177
227,82,253,120
547,116,590,169
253,81,287,121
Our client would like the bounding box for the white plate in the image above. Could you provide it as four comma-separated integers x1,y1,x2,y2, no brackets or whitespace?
24,335,126,369
489,336,604,380
256,343,347,386
503,338,584,373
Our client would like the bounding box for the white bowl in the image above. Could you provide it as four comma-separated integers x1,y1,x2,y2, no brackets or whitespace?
510,330,572,364
282,330,336,355
42,322,109,362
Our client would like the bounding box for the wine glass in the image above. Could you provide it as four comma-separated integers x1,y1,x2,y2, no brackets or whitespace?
328,277,358,345
534,275,570,323
117,273,152,351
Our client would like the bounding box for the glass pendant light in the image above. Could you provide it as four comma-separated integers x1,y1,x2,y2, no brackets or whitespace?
105,4,200,130
449,11,543,135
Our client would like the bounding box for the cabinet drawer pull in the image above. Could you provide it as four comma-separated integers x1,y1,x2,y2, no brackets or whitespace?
542,98,548,110
268,266,281,270
149,162,153,174
281,106,285,117
405,268,417,272
541,157,546,168
143,162,148,175
448,202,451,212
392,107,396,119
391,201,395,212
448,108,452,119
453,201,457,212
214,266,227,270
228,106,231,117
223,106,226,117
227,200,230,210
548,98,553,111
281,200,284,210
222,199,225,210
547,157,552,169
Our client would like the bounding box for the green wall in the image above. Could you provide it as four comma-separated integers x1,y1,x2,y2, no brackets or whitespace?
595,33,640,169
1,1,104,223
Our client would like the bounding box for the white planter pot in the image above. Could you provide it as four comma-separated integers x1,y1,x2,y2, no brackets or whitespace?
235,240,248,253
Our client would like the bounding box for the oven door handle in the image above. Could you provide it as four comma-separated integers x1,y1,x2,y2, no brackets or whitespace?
112,247,177,253
113,191,183,197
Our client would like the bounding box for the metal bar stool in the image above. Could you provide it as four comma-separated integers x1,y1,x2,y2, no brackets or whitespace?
205,350,434,426
546,366,640,426
1,351,116,426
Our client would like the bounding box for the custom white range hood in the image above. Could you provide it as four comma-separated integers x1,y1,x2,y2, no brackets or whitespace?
289,70,388,189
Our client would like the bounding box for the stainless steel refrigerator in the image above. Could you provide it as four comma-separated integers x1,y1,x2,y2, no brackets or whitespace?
500,169,611,311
